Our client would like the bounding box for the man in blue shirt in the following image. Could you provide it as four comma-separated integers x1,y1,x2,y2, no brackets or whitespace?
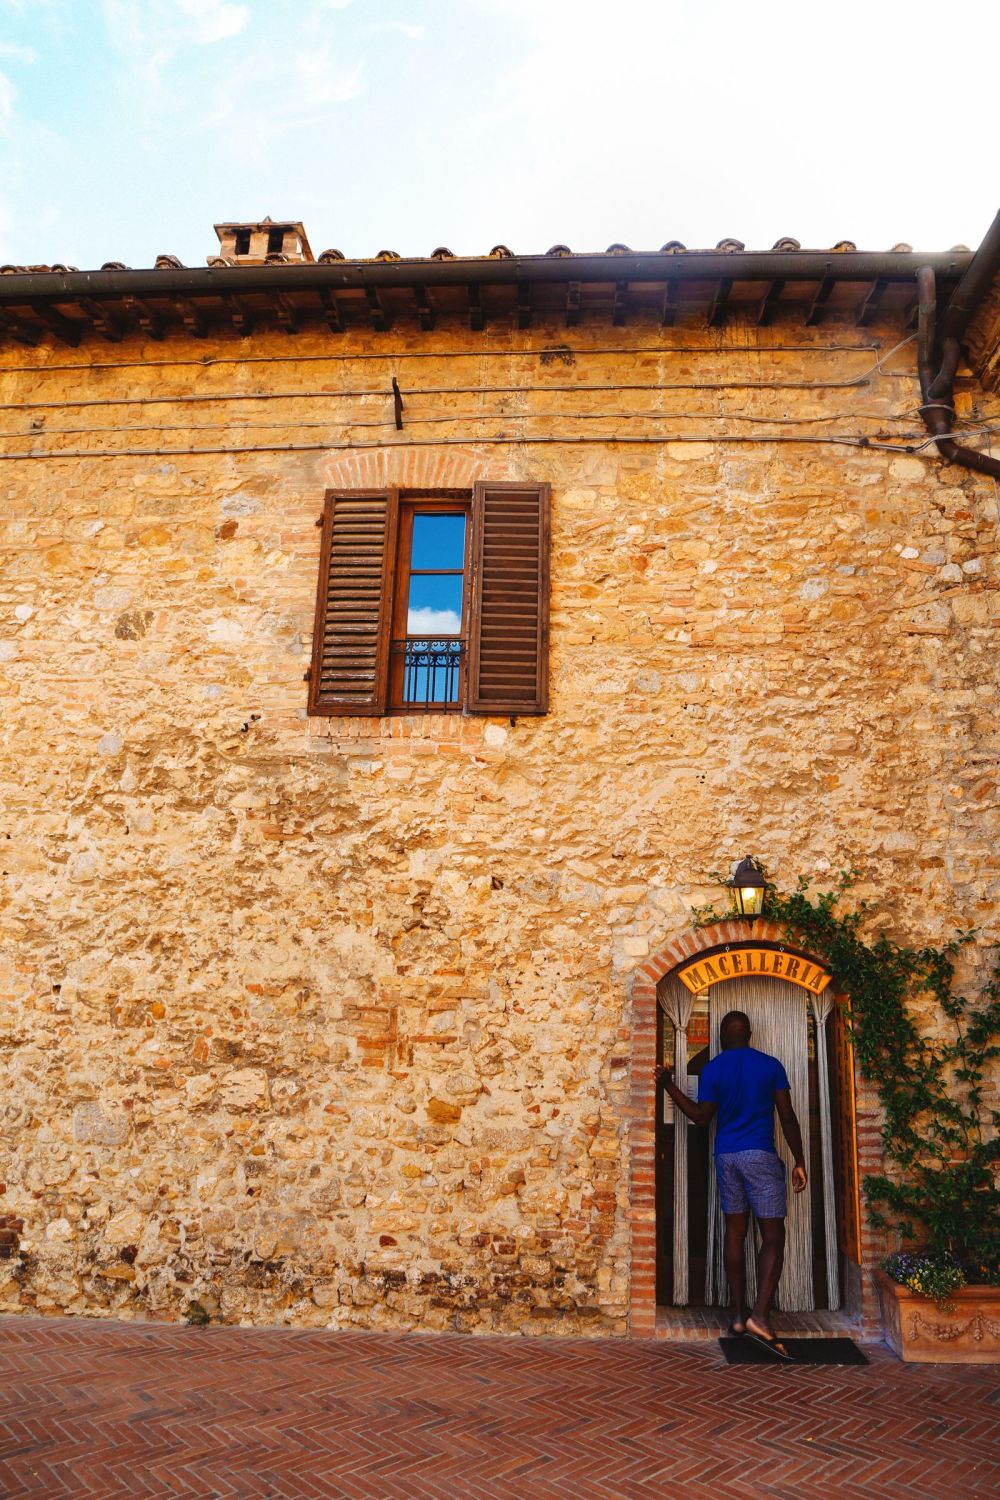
663,1009,808,1360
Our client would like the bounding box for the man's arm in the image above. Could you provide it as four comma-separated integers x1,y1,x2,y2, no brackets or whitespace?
775,1088,808,1192
658,1069,717,1128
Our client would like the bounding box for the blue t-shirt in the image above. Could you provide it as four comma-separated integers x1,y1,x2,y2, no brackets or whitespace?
698,1046,790,1156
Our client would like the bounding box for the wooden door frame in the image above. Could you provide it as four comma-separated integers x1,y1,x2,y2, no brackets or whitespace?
628,921,883,1337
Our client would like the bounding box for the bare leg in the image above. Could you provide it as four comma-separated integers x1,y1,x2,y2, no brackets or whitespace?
723,1210,749,1333
746,1217,787,1350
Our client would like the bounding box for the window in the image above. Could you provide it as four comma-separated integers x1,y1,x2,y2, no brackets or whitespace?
308,483,550,717
391,503,468,708
267,226,285,255
234,228,252,256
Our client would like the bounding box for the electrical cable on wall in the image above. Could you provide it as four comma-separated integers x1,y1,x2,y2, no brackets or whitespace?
0,341,890,377
2,413,957,439
7,430,1000,462
0,335,924,415
2,331,998,464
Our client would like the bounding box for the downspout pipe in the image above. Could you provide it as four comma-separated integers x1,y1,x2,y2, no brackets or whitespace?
938,207,1000,345
917,207,1000,479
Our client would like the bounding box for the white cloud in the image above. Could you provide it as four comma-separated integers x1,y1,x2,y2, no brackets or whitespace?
371,20,425,39
104,0,249,51
174,0,249,44
407,607,463,636
0,71,15,129
102,0,250,113
0,37,35,132
204,46,365,135
102,0,365,141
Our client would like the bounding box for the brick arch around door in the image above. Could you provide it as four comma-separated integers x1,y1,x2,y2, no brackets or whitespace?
626,921,887,1338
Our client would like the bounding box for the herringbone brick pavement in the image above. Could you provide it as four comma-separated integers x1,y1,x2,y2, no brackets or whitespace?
0,1317,995,1500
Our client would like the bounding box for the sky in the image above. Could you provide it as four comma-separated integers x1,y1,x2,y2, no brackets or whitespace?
0,0,998,270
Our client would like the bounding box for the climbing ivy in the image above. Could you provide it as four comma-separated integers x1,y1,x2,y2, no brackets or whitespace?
694,871,1000,1277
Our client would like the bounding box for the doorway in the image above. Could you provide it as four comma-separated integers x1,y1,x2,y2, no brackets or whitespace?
654,956,861,1326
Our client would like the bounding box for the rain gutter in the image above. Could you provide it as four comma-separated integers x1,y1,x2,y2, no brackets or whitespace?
0,251,974,305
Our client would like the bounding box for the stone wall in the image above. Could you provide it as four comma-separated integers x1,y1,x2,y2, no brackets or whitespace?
0,318,998,1332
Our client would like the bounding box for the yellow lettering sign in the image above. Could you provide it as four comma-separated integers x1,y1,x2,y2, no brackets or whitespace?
677,946,831,997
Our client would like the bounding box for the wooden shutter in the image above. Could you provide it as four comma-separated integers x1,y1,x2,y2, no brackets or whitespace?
831,1000,861,1265
308,489,398,716
467,481,550,716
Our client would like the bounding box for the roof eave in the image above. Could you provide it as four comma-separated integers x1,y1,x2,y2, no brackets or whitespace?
0,249,973,303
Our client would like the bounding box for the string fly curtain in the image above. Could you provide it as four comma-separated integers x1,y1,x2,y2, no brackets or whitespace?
810,988,840,1311
704,976,815,1312
658,978,695,1305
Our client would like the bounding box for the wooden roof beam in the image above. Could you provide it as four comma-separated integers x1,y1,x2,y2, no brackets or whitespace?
806,276,835,326
412,284,435,331
565,280,581,327
366,285,389,332
79,297,125,342
172,297,207,338
468,283,484,331
517,279,532,329
707,278,733,328
660,279,677,327
856,277,888,326
272,291,300,334
122,295,166,341
0,311,42,347
612,280,628,327
317,287,343,334
755,279,785,327
28,305,82,347
223,293,255,337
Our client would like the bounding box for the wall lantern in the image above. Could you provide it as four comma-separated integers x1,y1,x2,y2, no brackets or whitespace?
728,855,767,920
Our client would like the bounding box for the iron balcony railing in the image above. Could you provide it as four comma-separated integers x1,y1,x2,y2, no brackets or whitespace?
391,637,465,708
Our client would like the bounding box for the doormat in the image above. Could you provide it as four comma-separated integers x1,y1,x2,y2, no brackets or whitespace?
719,1336,868,1366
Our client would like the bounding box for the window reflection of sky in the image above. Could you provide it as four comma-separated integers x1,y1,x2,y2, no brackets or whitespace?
407,512,465,635
410,513,466,570
407,575,463,635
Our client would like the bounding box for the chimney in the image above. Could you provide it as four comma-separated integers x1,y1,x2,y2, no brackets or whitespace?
210,217,315,266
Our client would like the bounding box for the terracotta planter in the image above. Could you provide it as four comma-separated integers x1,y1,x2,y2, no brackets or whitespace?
874,1268,1000,1363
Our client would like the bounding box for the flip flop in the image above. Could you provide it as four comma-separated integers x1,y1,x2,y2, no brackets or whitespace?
744,1329,795,1362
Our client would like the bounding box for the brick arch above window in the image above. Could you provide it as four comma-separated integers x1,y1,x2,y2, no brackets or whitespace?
320,444,522,493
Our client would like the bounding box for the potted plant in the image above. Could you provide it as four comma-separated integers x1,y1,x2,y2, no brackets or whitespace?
875,1251,1000,1365
696,870,1000,1362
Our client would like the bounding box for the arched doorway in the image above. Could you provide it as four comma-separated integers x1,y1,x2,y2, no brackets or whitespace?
628,922,871,1339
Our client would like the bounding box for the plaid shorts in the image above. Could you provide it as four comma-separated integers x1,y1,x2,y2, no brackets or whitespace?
715,1149,787,1218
